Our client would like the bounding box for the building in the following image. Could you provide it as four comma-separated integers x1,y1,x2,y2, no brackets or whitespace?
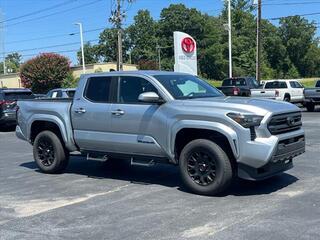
0,62,138,88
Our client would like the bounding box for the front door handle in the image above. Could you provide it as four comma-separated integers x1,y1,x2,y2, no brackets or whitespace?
111,109,125,116
74,108,86,114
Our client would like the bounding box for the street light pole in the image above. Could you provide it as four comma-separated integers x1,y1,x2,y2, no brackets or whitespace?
75,22,86,74
227,0,232,78
256,0,262,83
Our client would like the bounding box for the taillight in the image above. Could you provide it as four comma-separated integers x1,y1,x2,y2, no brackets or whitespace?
275,90,279,97
0,100,15,110
233,87,240,96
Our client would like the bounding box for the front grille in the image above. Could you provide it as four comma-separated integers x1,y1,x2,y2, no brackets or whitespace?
268,112,302,135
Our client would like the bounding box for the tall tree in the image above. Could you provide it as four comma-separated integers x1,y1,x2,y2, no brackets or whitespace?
128,10,158,65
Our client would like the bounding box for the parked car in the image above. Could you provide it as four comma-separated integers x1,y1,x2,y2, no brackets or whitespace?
0,88,34,127
16,71,305,195
303,80,320,112
218,77,260,96
46,88,76,98
251,80,304,103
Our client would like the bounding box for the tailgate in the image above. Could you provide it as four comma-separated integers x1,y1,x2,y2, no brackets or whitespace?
250,89,276,99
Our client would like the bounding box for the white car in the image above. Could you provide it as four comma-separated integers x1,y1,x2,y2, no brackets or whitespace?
251,80,304,103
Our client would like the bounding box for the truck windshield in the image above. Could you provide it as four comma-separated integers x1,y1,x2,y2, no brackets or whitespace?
153,75,223,99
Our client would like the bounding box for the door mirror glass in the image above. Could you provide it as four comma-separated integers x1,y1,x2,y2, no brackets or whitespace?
138,92,162,103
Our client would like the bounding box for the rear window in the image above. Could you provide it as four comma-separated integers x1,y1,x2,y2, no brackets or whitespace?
3,92,34,100
316,81,320,88
222,78,246,87
265,81,287,89
85,77,112,102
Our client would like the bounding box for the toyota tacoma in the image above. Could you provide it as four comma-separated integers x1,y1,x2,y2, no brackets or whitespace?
16,71,305,195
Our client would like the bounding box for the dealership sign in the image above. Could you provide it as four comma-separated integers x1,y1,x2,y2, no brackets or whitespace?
174,31,197,75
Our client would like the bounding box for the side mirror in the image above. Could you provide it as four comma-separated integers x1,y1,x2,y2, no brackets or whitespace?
138,92,163,103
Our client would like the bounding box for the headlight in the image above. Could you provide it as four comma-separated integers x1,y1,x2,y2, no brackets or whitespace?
227,113,264,128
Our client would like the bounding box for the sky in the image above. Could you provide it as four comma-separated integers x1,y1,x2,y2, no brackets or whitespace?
0,0,320,66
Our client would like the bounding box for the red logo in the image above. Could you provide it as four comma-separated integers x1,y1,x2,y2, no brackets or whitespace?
181,37,195,53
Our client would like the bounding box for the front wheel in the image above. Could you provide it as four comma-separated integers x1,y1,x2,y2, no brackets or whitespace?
306,103,315,112
33,130,69,173
179,139,233,196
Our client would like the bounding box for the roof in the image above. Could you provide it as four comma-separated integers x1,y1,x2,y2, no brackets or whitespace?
81,70,192,78
48,88,76,92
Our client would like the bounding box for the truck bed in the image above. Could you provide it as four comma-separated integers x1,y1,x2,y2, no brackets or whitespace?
16,98,77,151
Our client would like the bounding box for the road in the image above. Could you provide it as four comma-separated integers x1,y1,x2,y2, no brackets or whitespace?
0,111,319,240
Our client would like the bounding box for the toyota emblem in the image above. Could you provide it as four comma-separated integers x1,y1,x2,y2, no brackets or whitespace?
287,117,295,126
181,37,195,53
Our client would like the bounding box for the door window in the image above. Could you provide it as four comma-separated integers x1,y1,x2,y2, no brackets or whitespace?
119,76,158,104
85,77,112,102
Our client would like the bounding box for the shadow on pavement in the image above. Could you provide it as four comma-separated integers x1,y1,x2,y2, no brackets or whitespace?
20,155,298,197
0,125,16,132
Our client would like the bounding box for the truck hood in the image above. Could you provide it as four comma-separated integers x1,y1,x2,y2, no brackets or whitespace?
177,96,300,115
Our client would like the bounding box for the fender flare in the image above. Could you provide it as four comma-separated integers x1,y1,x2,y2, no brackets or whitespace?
169,120,239,160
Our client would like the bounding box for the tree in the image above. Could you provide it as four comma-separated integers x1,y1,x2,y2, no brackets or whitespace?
95,28,130,63
128,10,158,65
279,16,317,77
20,53,71,94
77,42,100,65
0,52,22,74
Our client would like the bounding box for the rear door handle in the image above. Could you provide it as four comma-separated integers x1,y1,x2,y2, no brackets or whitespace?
111,109,125,116
74,108,86,114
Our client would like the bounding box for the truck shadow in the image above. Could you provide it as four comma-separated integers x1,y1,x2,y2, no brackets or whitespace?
0,125,16,132
20,155,298,197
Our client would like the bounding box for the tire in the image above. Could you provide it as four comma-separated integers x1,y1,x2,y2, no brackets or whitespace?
284,94,291,102
306,103,315,112
33,130,69,173
179,139,233,196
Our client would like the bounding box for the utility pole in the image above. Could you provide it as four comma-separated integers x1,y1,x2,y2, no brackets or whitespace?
227,0,232,78
0,10,6,75
116,0,123,71
256,0,262,83
110,0,134,71
157,45,161,70
75,22,86,73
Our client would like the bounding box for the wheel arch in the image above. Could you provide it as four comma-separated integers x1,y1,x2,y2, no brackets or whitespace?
170,121,239,164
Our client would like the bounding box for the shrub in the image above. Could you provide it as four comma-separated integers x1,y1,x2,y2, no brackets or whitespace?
20,53,71,93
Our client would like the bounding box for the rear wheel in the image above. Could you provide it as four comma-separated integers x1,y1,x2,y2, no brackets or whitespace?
306,103,315,112
284,94,291,102
33,130,69,173
179,139,233,195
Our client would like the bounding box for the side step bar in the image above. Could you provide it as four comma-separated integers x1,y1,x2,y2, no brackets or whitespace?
87,153,108,162
130,158,155,167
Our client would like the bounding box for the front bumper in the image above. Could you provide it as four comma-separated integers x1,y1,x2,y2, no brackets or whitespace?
237,129,305,180
15,125,27,141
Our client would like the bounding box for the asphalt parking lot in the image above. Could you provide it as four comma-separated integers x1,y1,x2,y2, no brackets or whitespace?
0,110,319,240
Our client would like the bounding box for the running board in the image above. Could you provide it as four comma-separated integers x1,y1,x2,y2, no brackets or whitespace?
130,158,155,167
87,153,108,162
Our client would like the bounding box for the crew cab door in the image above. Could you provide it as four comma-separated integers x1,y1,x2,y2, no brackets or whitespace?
71,76,117,152
109,76,166,157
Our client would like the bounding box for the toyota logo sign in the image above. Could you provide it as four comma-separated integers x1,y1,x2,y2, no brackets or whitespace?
181,37,195,53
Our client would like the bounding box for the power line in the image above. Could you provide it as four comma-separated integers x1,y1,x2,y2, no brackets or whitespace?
0,0,78,24
268,11,320,20
264,1,320,6
6,0,103,27
5,27,105,45
1,39,99,55
0,49,79,60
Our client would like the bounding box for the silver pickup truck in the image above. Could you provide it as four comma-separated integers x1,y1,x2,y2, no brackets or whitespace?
16,71,305,195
